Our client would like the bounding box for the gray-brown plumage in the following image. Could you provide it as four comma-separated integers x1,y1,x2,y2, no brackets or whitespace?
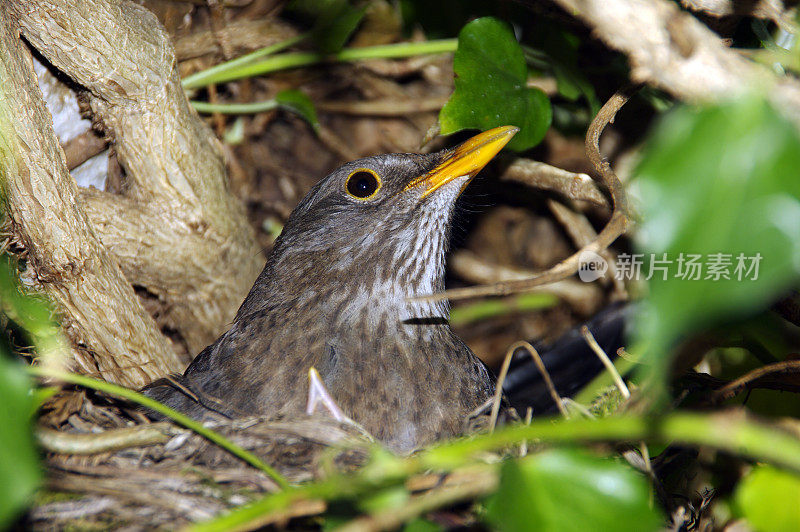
144,126,518,453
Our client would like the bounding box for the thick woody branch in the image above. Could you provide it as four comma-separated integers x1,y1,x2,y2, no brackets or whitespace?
680,0,796,33
9,0,245,220
0,5,182,386
548,0,800,132
79,188,250,353
8,0,265,356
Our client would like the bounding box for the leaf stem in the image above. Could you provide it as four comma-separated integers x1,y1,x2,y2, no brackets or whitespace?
28,366,290,490
190,100,279,115
182,34,308,90
185,411,800,531
421,412,800,471
182,39,458,89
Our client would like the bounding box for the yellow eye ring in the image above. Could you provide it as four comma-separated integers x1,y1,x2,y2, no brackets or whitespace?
345,168,381,200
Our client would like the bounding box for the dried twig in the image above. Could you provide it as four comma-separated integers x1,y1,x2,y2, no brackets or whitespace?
449,250,603,315
490,346,515,431
514,341,569,418
561,398,595,418
547,199,626,297
520,407,533,456
501,159,608,207
581,325,630,399
711,360,800,402
36,423,183,455
414,86,635,303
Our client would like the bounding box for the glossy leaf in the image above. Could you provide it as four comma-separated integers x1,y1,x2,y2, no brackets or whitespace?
439,17,551,151
635,97,800,370
276,89,320,131
485,449,662,532
735,465,800,532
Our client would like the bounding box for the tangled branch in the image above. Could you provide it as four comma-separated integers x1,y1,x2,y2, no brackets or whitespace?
415,86,636,304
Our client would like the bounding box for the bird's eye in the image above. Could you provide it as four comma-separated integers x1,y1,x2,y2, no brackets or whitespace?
345,169,381,200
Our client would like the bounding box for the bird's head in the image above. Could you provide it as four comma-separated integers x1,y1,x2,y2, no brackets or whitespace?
256,126,518,325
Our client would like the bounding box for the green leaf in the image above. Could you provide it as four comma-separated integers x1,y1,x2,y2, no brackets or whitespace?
0,255,62,363
0,353,40,527
356,485,409,514
735,465,800,532
288,0,366,54
276,89,320,131
485,449,662,532
403,518,443,532
0,261,41,527
635,97,800,370
439,17,551,151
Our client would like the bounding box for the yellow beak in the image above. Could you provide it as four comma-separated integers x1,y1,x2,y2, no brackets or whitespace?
405,125,519,199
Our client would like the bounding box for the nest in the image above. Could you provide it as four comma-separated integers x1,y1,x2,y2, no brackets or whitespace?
31,390,371,530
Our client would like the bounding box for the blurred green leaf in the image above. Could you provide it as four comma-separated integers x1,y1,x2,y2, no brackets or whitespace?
735,465,800,532
288,0,365,53
0,353,40,526
0,255,62,362
356,485,409,514
403,518,443,532
485,449,662,532
440,17,551,151
0,260,41,527
276,89,320,131
635,96,800,381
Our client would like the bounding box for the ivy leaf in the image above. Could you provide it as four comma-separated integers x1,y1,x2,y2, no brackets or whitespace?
485,449,663,532
288,0,366,54
634,97,800,380
735,465,800,532
439,17,551,151
276,89,320,131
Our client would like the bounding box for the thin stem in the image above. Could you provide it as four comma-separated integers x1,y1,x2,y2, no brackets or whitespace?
581,325,630,399
183,39,458,89
28,366,290,490
182,34,308,90
421,412,800,471
190,100,279,115
185,411,800,531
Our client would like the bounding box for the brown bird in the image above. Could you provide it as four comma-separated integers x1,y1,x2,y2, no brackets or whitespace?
144,126,518,453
